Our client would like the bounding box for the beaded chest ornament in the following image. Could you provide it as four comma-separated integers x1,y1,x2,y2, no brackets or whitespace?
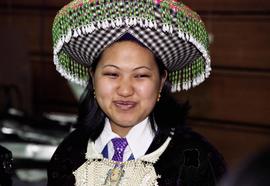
104,163,125,185
73,134,174,185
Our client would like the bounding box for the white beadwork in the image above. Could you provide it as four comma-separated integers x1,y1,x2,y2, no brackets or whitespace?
140,136,172,163
74,137,172,186
74,159,160,186
53,17,211,91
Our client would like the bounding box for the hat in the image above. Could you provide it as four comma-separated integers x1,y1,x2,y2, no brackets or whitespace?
52,0,211,92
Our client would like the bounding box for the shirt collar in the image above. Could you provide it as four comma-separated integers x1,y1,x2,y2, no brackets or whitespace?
94,117,155,159
94,118,118,153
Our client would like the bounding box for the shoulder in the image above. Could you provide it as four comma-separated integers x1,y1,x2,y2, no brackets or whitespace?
47,127,90,186
177,129,226,182
172,127,221,155
156,127,227,185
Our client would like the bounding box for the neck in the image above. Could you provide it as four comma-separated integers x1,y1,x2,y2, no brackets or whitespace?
111,124,131,137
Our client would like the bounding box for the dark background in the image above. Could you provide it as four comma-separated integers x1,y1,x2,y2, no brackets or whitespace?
0,0,269,175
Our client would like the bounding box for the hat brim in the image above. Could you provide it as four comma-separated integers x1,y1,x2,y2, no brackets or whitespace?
53,1,211,91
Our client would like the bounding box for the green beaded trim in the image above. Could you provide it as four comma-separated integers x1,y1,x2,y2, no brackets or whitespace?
53,1,208,49
52,0,211,91
168,56,208,91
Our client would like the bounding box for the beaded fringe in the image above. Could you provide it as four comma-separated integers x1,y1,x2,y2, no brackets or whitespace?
52,0,211,91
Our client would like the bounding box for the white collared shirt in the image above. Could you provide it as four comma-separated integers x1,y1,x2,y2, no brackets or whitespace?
94,117,155,161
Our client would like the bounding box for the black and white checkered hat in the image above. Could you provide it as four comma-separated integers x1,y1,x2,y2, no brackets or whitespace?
52,0,211,92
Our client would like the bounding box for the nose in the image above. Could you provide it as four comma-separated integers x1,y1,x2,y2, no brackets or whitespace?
116,77,134,97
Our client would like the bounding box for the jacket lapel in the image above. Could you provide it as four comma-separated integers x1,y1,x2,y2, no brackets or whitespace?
145,127,172,154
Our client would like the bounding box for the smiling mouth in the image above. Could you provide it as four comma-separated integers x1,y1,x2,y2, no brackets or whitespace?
113,100,137,111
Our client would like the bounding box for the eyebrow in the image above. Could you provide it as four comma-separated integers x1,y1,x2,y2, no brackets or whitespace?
102,64,120,69
102,65,152,71
133,66,152,71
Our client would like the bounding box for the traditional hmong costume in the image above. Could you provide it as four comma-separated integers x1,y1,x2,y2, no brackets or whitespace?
48,0,226,185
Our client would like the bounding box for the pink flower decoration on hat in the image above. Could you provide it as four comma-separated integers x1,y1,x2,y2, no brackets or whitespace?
154,0,163,4
170,3,178,12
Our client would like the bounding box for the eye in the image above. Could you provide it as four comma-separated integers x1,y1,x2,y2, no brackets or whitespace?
134,74,151,79
103,72,119,78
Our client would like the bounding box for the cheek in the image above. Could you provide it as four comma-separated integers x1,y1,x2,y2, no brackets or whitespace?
136,81,160,99
95,80,114,113
95,79,115,99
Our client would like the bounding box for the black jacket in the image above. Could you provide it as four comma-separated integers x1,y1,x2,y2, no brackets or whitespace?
0,145,13,186
47,124,226,186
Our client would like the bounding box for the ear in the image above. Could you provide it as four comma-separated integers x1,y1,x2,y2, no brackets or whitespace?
159,70,168,92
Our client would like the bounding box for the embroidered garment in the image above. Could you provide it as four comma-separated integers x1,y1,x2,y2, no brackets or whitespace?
73,137,172,186
47,126,227,186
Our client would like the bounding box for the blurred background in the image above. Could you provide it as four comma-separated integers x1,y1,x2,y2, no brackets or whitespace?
0,0,269,185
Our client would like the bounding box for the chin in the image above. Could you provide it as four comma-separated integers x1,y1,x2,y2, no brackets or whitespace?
114,118,139,127
117,121,137,128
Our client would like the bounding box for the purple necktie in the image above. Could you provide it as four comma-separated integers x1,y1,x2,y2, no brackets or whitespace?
111,138,128,162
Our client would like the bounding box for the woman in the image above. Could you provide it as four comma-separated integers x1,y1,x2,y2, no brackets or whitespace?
48,0,226,185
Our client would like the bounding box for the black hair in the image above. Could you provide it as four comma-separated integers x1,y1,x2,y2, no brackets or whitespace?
76,42,190,141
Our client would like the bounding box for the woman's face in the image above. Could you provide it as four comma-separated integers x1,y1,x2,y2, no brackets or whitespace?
92,41,167,136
